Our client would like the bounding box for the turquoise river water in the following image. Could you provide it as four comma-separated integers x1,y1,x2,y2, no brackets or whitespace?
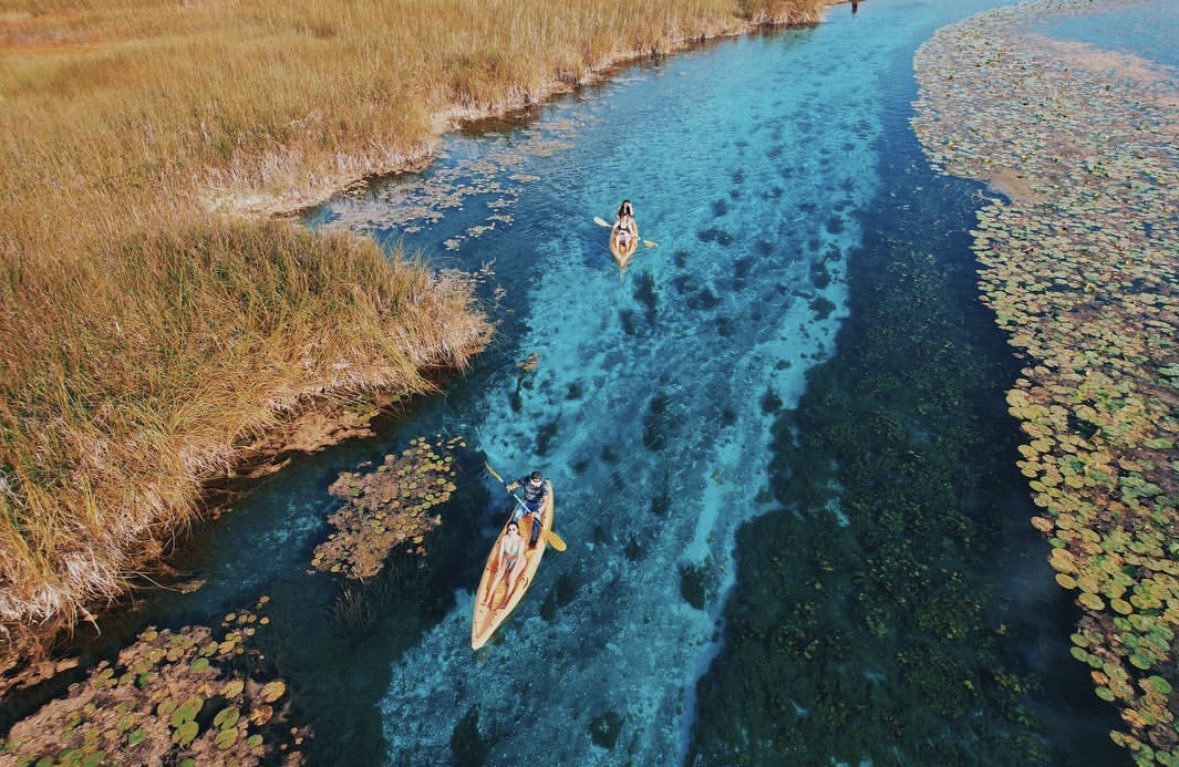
6,0,1160,765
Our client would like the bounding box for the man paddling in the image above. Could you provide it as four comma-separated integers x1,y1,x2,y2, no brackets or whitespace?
506,471,549,548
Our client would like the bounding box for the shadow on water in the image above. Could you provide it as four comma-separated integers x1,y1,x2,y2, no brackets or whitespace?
687,18,1126,767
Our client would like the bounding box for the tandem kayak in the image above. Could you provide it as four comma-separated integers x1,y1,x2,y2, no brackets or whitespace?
471,481,555,649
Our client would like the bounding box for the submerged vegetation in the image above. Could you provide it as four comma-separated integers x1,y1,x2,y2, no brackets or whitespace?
0,0,823,681
913,1,1177,763
691,123,1059,765
313,435,463,579
0,597,303,766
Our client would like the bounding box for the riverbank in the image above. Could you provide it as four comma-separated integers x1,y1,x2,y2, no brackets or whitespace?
0,0,828,702
911,1,1177,764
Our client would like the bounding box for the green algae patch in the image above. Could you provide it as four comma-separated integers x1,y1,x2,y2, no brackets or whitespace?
0,598,304,766
913,2,1178,763
311,435,464,580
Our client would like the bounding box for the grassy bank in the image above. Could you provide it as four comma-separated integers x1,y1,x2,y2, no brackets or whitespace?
0,223,492,678
0,0,825,688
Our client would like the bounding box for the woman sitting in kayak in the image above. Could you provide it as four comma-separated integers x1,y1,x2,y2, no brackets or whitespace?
483,520,524,609
612,199,637,250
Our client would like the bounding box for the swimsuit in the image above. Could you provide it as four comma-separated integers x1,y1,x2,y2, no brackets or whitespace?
501,535,522,570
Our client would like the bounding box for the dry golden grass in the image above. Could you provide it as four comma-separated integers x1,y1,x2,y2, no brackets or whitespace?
0,0,824,674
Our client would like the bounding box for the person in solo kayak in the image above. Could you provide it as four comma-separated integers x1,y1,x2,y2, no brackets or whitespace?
506,470,549,548
612,199,637,251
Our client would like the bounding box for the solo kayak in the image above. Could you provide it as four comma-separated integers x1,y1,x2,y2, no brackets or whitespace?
610,223,640,269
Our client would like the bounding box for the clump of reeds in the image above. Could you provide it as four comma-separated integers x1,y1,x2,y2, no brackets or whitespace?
0,0,825,678
0,220,490,641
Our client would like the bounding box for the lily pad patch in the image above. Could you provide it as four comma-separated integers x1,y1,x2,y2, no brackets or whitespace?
913,2,1178,764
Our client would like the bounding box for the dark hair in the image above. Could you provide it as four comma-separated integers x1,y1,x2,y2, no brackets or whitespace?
617,199,632,218
529,471,542,481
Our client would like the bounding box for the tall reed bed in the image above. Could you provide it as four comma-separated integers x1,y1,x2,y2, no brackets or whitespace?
0,0,824,677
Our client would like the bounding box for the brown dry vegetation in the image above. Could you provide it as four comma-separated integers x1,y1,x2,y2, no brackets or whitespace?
0,0,825,687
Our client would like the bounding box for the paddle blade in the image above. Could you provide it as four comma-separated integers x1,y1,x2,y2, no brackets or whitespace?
593,216,612,228
545,529,567,552
643,239,658,248
484,462,505,484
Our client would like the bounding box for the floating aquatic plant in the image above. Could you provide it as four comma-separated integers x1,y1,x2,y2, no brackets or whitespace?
913,1,1178,763
516,352,541,375
0,597,303,766
311,435,464,579
322,115,586,248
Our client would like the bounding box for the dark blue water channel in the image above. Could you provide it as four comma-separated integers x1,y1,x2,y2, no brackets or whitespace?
2,1,1134,765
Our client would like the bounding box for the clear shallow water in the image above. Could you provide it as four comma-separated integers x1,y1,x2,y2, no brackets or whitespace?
0,1,1137,765
1033,0,1178,67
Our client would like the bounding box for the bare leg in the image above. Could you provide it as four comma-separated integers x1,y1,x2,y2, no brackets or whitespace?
482,566,505,607
503,564,524,606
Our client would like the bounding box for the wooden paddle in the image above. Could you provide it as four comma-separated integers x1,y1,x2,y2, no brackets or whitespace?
484,463,567,552
594,216,657,248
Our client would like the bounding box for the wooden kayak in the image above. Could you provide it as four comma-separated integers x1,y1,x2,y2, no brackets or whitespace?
610,223,640,269
471,481,554,649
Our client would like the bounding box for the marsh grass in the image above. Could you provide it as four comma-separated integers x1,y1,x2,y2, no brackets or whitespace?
0,222,490,652
0,0,823,677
